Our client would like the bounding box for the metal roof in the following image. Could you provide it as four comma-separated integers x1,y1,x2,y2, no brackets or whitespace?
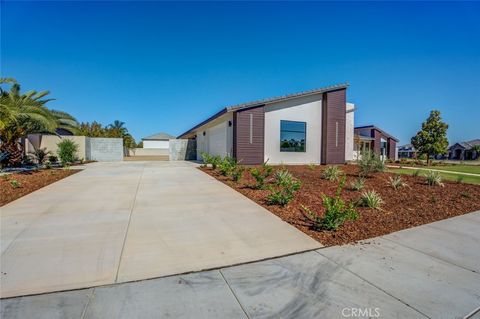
354,125,399,142
178,83,348,138
142,132,175,140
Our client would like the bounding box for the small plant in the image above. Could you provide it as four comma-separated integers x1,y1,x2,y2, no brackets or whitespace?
266,169,301,206
210,155,221,170
10,179,21,188
350,177,365,191
250,160,273,189
44,161,52,169
218,156,237,176
231,165,245,182
302,177,358,230
28,147,52,165
460,191,471,199
357,149,385,177
308,163,316,170
358,190,384,209
322,165,342,181
1,174,10,181
424,170,444,187
57,139,78,165
456,175,464,184
388,175,408,190
430,195,438,203
412,169,421,177
200,152,212,168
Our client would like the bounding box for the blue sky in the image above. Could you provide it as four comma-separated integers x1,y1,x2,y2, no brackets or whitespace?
2,1,479,145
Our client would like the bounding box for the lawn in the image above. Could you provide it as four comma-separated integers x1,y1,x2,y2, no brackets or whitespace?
201,164,480,246
388,167,480,185
0,169,80,206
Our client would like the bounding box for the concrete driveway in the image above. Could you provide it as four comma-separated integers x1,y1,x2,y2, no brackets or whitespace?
0,161,320,298
2,211,479,319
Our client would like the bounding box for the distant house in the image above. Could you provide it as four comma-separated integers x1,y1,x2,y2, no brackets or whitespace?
398,144,417,159
354,125,398,160
141,132,175,149
448,139,480,160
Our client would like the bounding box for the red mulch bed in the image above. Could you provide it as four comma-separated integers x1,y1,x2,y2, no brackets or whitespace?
200,165,480,246
1,169,80,206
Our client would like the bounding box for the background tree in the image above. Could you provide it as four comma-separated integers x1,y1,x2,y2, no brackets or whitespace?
78,121,105,137
411,110,449,165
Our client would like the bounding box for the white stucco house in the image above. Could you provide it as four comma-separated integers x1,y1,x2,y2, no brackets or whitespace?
179,84,355,165
142,132,175,149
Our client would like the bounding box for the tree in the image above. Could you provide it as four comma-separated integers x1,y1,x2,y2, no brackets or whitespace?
78,121,105,137
411,110,449,165
106,120,127,138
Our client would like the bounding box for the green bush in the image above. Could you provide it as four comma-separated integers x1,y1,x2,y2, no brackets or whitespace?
48,155,58,163
218,156,237,176
388,175,407,190
357,150,385,177
267,169,301,206
308,163,316,170
250,160,273,189
231,165,245,182
424,170,444,187
322,165,342,181
350,177,365,191
358,190,384,209
57,139,78,165
302,177,358,230
200,152,212,168
10,179,21,188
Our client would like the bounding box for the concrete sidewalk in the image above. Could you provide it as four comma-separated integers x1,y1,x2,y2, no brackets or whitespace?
2,211,479,319
0,161,319,298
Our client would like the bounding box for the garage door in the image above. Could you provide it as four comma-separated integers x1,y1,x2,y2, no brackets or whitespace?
208,123,227,157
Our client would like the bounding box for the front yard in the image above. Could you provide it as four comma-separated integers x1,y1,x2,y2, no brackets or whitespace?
201,164,480,246
0,169,80,206
388,167,480,185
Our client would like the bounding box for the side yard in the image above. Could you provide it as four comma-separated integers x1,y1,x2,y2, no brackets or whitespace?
201,160,480,246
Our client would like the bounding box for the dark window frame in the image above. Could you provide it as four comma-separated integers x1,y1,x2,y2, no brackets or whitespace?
280,120,307,153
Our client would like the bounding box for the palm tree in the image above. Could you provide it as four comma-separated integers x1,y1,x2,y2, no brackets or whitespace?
0,79,78,166
106,120,127,138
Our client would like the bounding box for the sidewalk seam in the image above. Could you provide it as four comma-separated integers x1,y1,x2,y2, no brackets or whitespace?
80,288,95,319
315,250,431,319
219,269,251,319
114,163,145,283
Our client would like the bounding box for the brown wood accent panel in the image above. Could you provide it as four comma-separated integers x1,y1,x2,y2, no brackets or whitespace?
388,138,396,159
321,89,346,164
373,129,381,155
233,106,265,165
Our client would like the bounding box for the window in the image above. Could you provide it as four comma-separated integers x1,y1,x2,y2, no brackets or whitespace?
280,120,306,152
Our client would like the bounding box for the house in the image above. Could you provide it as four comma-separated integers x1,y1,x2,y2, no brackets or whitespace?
398,144,417,159
354,125,398,160
448,139,480,160
141,132,175,149
178,83,355,165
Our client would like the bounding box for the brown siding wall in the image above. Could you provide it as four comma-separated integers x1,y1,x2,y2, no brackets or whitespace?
321,89,346,164
373,129,381,155
233,106,265,165
388,139,396,159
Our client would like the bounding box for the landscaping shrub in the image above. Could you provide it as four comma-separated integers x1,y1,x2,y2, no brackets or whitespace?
57,139,78,165
358,190,384,209
322,165,342,181
218,156,237,176
424,170,444,187
302,177,358,230
10,179,21,188
231,165,245,182
350,177,365,191
308,163,316,170
388,175,408,190
200,152,212,168
48,155,58,164
250,160,273,189
210,155,221,170
28,147,52,164
266,169,301,206
357,150,385,177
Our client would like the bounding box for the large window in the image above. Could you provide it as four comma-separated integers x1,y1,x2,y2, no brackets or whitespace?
280,120,306,152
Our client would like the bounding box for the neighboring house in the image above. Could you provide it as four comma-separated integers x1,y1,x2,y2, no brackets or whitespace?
398,144,417,159
354,125,398,160
448,139,480,160
142,132,175,149
178,83,355,165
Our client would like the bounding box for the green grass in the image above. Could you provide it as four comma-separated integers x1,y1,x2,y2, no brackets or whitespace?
388,168,480,185
425,165,480,174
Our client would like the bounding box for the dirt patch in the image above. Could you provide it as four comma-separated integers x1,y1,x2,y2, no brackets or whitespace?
201,165,480,246
1,169,80,206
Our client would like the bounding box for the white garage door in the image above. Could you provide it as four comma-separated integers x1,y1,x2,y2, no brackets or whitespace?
208,123,227,157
